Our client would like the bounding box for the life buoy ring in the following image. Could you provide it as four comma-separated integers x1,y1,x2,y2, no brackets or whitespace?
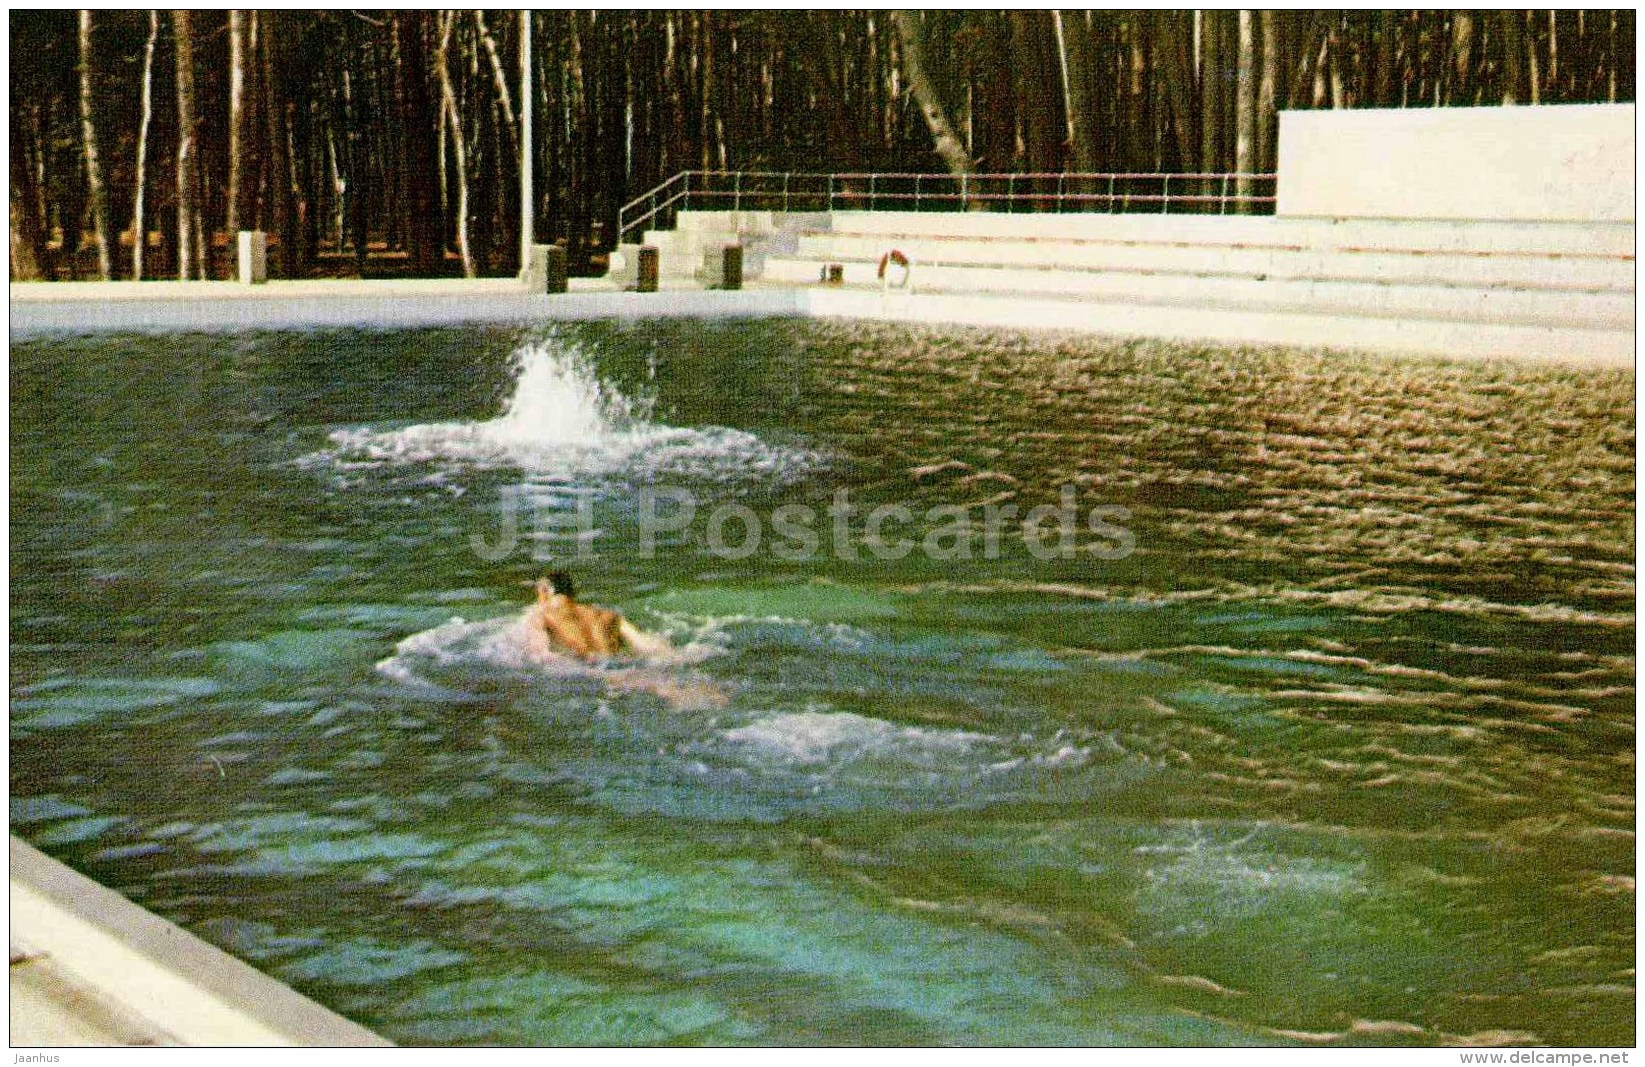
877,249,912,291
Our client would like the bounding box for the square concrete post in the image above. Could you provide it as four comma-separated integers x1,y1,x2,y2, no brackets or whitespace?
721,244,743,290
637,246,659,293
524,243,568,294
544,245,567,294
237,231,267,285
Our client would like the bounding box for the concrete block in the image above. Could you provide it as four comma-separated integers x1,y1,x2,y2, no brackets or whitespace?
1277,104,1635,222
237,231,267,285
637,246,659,292
544,245,567,294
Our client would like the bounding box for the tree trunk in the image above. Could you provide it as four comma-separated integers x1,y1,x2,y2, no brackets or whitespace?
227,10,248,235
173,10,201,280
1500,10,1527,105
474,11,520,158
1234,11,1256,211
11,100,53,279
11,190,41,281
1010,11,1065,177
1256,10,1277,179
395,12,440,275
519,9,532,274
262,10,294,277
1201,10,1224,173
1374,10,1397,106
1451,12,1474,105
437,11,474,278
77,10,113,279
1153,11,1197,172
1054,12,1102,176
892,11,974,179
133,10,158,280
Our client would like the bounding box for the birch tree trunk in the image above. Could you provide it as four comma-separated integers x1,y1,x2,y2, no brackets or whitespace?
227,10,248,235
1234,11,1256,210
892,11,974,179
1054,12,1102,175
1451,12,1475,105
133,10,158,280
437,11,474,278
173,10,201,280
77,10,113,279
474,11,520,158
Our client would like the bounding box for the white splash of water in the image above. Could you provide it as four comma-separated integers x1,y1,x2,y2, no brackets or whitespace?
321,340,819,485
483,340,653,449
375,608,726,694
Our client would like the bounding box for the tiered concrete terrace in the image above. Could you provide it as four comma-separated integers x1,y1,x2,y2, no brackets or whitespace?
611,205,1632,365
609,104,1633,365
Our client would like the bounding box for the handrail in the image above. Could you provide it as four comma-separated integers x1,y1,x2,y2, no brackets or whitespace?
618,169,1279,242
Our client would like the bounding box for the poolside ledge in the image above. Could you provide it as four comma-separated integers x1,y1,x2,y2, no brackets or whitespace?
9,275,1631,369
9,836,391,1047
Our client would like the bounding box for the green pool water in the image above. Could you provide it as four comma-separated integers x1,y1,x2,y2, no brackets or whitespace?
10,319,1634,1046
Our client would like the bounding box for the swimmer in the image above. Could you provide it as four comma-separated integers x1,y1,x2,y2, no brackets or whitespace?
526,571,665,662
524,572,724,709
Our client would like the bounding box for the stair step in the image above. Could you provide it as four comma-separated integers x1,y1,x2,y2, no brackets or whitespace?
766,257,1633,330
812,210,1635,257
790,235,1631,292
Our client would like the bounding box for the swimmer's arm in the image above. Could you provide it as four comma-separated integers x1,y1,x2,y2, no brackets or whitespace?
617,618,670,657
524,611,556,660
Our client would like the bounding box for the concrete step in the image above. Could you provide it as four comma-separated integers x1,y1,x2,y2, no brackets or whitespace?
610,231,717,283
764,256,1634,330
791,233,1633,292
795,210,1637,258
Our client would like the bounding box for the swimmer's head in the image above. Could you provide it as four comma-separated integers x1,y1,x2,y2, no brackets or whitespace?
545,571,575,599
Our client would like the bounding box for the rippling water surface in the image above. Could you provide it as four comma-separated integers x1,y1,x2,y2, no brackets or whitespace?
10,321,1634,1046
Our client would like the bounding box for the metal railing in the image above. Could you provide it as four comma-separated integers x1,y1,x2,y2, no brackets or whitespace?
619,170,1277,242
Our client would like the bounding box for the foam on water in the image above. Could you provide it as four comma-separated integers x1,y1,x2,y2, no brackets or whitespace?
375,608,726,693
320,340,820,486
372,609,1118,820
721,710,988,766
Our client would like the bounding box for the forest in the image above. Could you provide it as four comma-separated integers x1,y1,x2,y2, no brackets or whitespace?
9,9,1636,281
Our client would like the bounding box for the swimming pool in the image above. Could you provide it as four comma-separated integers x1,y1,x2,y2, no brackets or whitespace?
10,320,1634,1045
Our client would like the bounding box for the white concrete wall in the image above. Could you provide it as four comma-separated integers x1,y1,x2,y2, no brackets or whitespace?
1277,104,1635,222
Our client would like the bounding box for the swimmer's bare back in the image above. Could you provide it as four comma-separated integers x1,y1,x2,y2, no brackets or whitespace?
529,573,668,662
531,577,623,660
525,573,722,710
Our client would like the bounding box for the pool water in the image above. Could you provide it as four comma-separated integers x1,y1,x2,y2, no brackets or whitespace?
10,320,1634,1045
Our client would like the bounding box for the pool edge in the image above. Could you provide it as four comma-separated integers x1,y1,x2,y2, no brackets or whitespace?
9,279,1632,369
9,835,393,1048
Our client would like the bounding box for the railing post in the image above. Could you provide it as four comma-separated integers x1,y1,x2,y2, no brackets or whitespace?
828,174,835,213
870,173,876,212
960,173,968,212
783,172,790,214
1057,173,1066,214
1163,174,1171,215
1007,174,1015,214
1220,174,1230,216
1107,175,1116,214
914,173,922,212
734,171,742,213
